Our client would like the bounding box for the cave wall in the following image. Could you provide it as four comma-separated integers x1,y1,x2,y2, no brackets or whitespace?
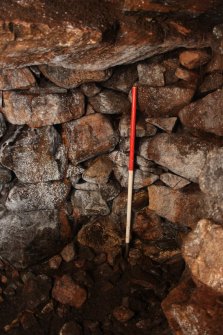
0,1,223,334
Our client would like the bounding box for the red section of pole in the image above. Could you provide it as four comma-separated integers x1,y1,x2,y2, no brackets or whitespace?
129,86,137,171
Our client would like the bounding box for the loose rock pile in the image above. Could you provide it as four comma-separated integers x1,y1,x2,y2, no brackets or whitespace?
0,1,223,334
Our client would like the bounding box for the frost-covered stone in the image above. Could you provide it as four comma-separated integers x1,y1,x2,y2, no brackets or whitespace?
5,181,71,212
72,190,110,217
62,113,119,165
137,62,165,86
0,126,67,183
3,89,85,127
75,180,120,202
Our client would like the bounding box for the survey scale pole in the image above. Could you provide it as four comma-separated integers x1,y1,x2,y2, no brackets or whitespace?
125,85,137,257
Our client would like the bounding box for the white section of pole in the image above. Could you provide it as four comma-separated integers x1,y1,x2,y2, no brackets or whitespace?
125,170,134,245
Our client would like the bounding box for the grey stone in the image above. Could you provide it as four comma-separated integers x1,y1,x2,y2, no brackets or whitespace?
119,113,157,137
72,190,110,217
137,62,165,86
160,173,191,189
146,117,177,133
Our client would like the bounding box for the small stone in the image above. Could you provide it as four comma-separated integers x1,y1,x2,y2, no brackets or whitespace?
61,243,75,263
62,113,119,165
199,147,223,201
206,52,223,72
83,156,113,185
183,219,223,294
52,274,87,308
175,67,198,83
137,62,165,86
59,321,82,335
75,180,120,202
0,166,11,184
114,166,158,189
119,113,157,137
163,58,179,85
137,85,195,116
160,173,191,190
39,64,112,88
0,68,36,90
146,117,177,133
72,190,110,217
77,217,121,256
119,137,130,152
148,185,206,227
80,83,101,97
113,306,134,322
48,255,62,270
101,64,138,93
179,49,211,69
85,104,96,115
133,208,163,241
3,89,85,127
89,89,130,114
0,126,67,183
109,150,129,167
179,89,223,136
147,133,213,182
5,181,71,211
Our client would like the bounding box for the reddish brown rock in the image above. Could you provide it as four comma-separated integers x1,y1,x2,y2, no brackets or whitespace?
147,133,213,182
72,190,110,217
148,185,206,227
113,306,134,322
77,217,121,256
137,62,165,86
160,173,191,190
175,67,198,83
0,68,36,90
133,208,163,241
89,89,130,115
80,83,101,97
59,321,82,335
48,255,62,270
52,274,87,308
0,126,67,183
137,85,195,116
62,113,119,165
145,117,177,133
39,65,112,88
60,243,75,263
3,89,85,127
179,89,223,136
83,156,113,185
6,181,70,212
162,274,223,335
199,72,223,93
206,52,223,72
179,49,211,69
101,64,138,93
183,219,223,293
199,147,223,200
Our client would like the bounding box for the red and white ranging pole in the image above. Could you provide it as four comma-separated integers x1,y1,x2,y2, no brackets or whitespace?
125,85,137,256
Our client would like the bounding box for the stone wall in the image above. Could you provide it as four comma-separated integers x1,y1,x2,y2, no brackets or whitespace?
0,1,223,334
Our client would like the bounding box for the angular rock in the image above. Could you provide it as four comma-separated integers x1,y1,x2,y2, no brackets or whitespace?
48,255,62,270
148,185,206,227
206,53,223,72
59,321,82,335
0,68,36,90
119,137,130,152
179,49,211,69
72,190,110,218
62,113,119,165
75,180,120,202
5,181,71,212
83,156,113,185
80,83,101,97
199,72,223,93
179,89,223,136
175,67,198,83
183,219,223,293
52,274,87,308
60,243,75,263
0,210,67,268
102,64,138,93
137,62,165,86
39,65,112,88
147,133,213,182
133,207,163,241
114,166,158,189
160,173,191,190
113,306,134,322
146,117,177,133
119,113,157,137
138,85,195,116
0,126,67,183
77,217,121,256
85,104,96,115
199,147,223,200
163,57,179,85
2,89,85,127
109,150,129,167
89,89,130,115
162,274,223,335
